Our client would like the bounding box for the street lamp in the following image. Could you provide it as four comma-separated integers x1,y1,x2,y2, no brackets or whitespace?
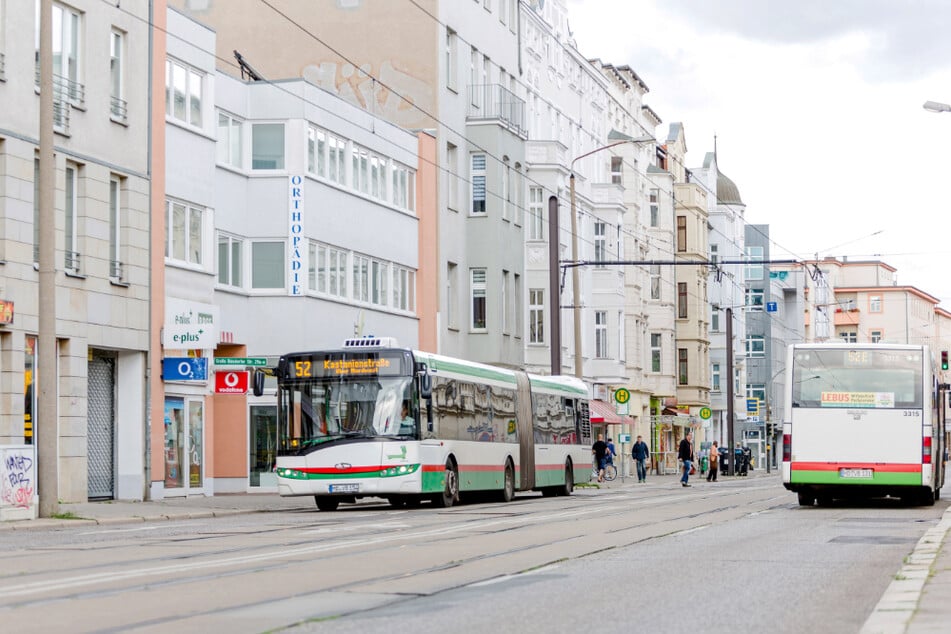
568,131,655,378
923,100,951,113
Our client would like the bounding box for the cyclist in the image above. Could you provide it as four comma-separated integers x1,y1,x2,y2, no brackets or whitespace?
592,433,609,482
606,437,617,470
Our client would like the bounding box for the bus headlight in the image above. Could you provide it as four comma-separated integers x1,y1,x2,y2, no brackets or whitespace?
380,464,420,477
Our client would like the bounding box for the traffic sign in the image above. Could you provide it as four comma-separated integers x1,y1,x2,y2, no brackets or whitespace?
215,371,250,394
746,398,760,414
614,388,631,404
162,357,208,382
213,357,268,367
766,302,777,312
699,406,712,420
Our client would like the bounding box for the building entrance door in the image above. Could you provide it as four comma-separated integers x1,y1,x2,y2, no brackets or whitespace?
163,397,205,495
249,405,277,488
87,352,116,499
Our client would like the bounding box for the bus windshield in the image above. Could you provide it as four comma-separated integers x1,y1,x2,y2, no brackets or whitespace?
280,375,415,451
791,348,923,409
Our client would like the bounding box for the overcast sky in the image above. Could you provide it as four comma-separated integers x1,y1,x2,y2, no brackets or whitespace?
567,0,951,308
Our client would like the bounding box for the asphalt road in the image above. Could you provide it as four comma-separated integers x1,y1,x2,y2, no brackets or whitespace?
1,474,944,634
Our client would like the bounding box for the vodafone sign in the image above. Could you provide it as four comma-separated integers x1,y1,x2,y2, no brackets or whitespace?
215,371,249,394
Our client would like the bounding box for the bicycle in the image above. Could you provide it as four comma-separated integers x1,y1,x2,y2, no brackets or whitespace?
592,461,617,482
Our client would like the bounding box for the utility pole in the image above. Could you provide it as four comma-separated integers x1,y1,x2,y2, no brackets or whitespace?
548,196,561,375
569,174,582,378
726,307,735,476
38,0,59,518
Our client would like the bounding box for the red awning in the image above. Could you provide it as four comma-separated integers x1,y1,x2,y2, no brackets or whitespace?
589,399,628,424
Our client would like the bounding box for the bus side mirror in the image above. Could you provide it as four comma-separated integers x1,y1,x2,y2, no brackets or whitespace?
252,370,265,397
416,362,432,400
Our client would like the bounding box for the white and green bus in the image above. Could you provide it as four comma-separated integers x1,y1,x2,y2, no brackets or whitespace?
260,338,593,511
782,343,946,507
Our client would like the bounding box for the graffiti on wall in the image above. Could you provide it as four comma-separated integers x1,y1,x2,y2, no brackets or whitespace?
1,447,36,509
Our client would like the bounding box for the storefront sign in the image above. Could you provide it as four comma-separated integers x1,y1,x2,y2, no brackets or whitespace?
215,371,249,394
163,298,219,349
162,357,208,382
288,175,304,296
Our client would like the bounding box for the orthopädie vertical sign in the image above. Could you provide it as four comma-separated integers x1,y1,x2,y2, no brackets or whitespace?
288,175,304,296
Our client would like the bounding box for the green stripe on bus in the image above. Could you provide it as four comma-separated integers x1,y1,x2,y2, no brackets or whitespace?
530,378,588,396
422,470,445,493
790,470,922,486
428,357,518,384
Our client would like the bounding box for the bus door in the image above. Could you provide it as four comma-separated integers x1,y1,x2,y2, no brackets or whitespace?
514,371,535,491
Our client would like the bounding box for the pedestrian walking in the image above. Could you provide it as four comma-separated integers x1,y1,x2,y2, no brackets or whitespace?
678,431,695,487
606,437,617,468
592,433,609,482
707,440,719,482
632,435,650,483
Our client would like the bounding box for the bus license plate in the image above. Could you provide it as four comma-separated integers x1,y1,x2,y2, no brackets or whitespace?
840,468,873,479
329,484,359,493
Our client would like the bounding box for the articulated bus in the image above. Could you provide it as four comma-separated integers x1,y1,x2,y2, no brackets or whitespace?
260,338,593,511
782,343,946,507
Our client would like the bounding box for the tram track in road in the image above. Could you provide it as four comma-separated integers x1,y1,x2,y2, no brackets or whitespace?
0,481,787,631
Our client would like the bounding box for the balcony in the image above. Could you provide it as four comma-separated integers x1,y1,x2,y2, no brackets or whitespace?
834,308,860,326
467,84,527,138
110,96,128,124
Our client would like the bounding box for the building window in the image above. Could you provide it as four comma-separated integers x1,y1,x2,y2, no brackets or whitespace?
327,133,346,184
445,28,457,91
309,242,347,298
470,46,479,105
840,331,857,343
870,330,883,343
649,189,659,227
869,295,882,312
529,186,544,240
36,3,83,106
678,348,688,385
352,146,369,193
251,123,284,170
447,143,458,210
165,199,204,266
392,162,415,211
650,265,661,300
514,273,522,336
471,154,486,214
711,306,720,331
251,241,285,289
594,222,606,268
502,158,511,221
745,245,764,281
471,268,487,330
217,111,243,168
712,363,721,392
529,288,544,343
33,159,39,263
64,164,79,273
370,154,385,199
610,156,623,185
745,335,765,357
109,176,123,280
595,311,608,358
514,164,524,226
710,243,718,264
392,266,416,312
501,270,510,333
109,29,126,123
677,215,686,251
447,262,458,329
166,57,202,128
353,254,370,302
217,234,242,288
677,282,688,318
651,333,662,373
745,288,764,311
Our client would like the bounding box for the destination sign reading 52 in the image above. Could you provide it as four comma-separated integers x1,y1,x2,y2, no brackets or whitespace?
283,352,408,379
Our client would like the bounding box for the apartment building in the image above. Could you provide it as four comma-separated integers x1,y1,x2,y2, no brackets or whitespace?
0,0,158,509
170,0,527,369
153,8,425,497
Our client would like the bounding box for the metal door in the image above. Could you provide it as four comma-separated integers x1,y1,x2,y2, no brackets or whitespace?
87,354,116,499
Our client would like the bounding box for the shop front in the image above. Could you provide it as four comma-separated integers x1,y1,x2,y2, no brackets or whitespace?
163,395,206,495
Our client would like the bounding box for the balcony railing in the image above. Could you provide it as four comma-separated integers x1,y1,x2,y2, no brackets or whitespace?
467,84,527,138
53,98,70,133
34,67,85,107
110,96,128,124
64,250,81,273
110,260,124,281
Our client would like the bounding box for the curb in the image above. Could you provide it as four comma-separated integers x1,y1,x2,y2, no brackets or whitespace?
859,505,951,634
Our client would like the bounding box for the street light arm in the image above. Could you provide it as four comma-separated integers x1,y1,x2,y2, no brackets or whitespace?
924,100,951,113
569,136,656,173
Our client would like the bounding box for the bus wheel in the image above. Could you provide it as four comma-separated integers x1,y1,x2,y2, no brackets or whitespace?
797,492,814,507
434,460,458,508
315,496,340,512
499,461,515,503
920,488,936,507
560,462,574,496
387,496,407,509
816,495,833,507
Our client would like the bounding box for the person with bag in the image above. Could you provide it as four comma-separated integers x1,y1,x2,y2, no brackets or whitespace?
678,431,695,487
707,440,719,482
632,435,650,483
